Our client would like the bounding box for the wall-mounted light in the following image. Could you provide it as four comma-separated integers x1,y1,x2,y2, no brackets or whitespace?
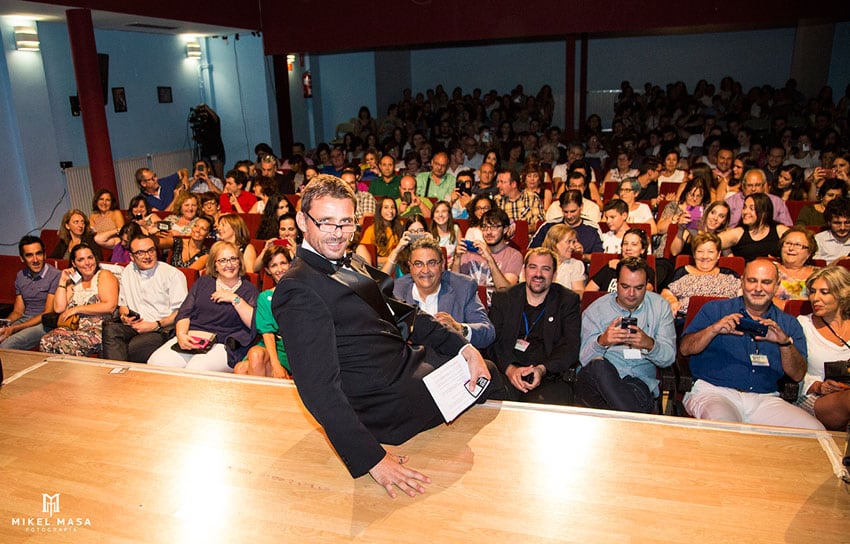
185,40,201,60
286,54,296,72
14,26,40,52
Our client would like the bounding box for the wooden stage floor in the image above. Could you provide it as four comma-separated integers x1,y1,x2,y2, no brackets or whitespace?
1,349,848,543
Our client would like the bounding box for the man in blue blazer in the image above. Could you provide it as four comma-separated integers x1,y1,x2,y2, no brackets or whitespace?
394,238,495,349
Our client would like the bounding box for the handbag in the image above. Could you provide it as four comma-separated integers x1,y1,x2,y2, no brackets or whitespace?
42,312,79,331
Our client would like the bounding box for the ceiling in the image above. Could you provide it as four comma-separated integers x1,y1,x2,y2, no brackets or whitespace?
0,0,251,36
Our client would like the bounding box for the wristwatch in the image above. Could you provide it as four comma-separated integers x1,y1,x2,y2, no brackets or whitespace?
232,296,241,306
461,324,470,338
776,337,793,347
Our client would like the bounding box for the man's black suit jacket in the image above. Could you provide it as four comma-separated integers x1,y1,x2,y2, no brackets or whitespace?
488,283,581,375
272,247,468,478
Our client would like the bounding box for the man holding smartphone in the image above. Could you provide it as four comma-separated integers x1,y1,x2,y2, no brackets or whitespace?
101,234,188,363
396,175,432,219
679,258,823,429
578,257,676,413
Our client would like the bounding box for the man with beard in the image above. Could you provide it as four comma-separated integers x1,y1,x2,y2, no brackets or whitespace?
394,238,495,349
488,247,580,404
578,257,676,413
452,208,522,305
272,175,507,498
679,258,823,429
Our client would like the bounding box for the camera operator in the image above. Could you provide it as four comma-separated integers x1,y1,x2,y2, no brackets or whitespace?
578,257,676,413
679,258,824,429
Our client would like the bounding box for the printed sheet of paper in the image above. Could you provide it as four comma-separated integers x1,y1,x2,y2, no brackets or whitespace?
423,353,487,423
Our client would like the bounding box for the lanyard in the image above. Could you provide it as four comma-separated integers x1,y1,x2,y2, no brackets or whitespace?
522,307,546,340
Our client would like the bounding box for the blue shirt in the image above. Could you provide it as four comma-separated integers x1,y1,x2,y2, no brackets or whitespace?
683,297,807,394
580,291,676,395
15,264,61,319
141,172,180,211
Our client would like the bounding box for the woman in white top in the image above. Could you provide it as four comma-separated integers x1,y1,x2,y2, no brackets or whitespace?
796,266,850,430
658,148,686,184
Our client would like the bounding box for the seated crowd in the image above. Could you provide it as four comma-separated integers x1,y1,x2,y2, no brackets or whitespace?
2,76,850,435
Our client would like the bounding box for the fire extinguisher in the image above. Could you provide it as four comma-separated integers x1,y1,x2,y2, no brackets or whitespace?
302,71,312,98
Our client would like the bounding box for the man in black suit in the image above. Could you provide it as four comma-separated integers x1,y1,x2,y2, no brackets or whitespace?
488,247,581,404
273,175,505,498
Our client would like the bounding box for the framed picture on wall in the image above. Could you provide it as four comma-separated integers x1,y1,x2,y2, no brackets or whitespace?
112,87,127,113
157,86,173,104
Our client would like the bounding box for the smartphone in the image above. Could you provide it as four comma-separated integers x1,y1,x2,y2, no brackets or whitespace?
157,221,171,232
402,192,412,205
273,239,291,247
620,316,637,329
126,309,141,320
133,213,144,221
462,239,479,253
408,233,426,243
736,317,768,337
197,163,206,173
825,168,837,179
190,335,212,350
68,270,82,284
686,205,703,230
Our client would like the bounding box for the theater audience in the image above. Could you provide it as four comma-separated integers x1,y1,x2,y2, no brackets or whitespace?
40,242,118,356
600,199,631,254
669,200,731,257
616,178,657,234
660,232,740,321
773,227,820,310
796,266,850,430
679,258,824,430
725,169,792,228
216,214,258,273
148,241,258,372
379,214,429,277
162,191,200,236
127,195,163,237
102,234,188,363
359,197,403,267
578,257,676,413
169,215,212,271
89,189,124,235
452,208,522,304
494,168,542,225
393,238,495,349
429,200,461,265
720,193,788,260
587,227,656,292
50,209,102,260
234,245,292,378
489,247,580,404
814,197,850,264
539,224,586,295
795,178,846,227
0,236,61,350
